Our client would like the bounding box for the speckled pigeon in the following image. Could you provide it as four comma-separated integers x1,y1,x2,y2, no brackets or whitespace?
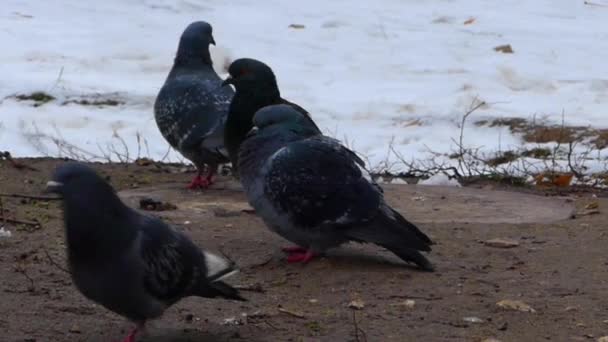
154,21,233,189
46,162,244,342
221,58,321,175
237,105,434,270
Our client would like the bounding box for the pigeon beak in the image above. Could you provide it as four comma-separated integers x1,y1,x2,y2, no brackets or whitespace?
221,76,235,87
245,126,259,138
210,35,216,46
44,180,63,193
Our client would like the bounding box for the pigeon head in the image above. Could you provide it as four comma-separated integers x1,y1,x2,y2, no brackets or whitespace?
47,162,117,202
175,21,216,65
222,58,279,97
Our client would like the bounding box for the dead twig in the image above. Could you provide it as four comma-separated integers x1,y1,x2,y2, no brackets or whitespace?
0,193,61,201
352,310,367,342
584,1,608,7
0,151,39,171
0,216,40,227
277,307,306,319
14,265,35,291
233,283,265,293
42,248,70,274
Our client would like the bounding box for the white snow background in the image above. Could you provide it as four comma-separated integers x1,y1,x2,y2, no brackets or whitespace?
1,0,607,174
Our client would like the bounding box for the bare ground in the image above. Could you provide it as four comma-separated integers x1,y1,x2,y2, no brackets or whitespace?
1,158,608,342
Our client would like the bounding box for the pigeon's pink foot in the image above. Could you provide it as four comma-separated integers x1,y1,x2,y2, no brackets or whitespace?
121,327,139,342
286,249,317,264
187,174,211,190
282,246,307,253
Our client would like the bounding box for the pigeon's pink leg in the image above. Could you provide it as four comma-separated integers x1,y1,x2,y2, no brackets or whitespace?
286,249,317,264
121,322,144,342
282,246,308,253
187,171,211,189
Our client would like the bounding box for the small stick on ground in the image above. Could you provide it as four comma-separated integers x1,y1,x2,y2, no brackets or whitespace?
0,151,39,171
42,248,70,274
0,216,40,227
352,310,367,342
278,307,306,319
14,265,35,291
0,193,61,201
233,283,265,293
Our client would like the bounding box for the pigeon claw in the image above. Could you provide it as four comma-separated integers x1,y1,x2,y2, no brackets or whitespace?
285,249,317,264
121,326,139,342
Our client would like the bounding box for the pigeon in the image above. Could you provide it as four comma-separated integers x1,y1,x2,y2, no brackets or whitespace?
46,162,244,342
221,58,321,175
237,105,434,271
154,21,233,189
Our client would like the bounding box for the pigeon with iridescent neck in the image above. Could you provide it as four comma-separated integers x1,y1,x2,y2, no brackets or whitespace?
155,21,233,189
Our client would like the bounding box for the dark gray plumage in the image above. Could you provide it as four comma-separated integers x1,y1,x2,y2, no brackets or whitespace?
154,21,233,189
46,162,243,342
238,105,434,270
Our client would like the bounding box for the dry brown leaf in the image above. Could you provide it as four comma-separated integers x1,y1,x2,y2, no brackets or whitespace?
464,17,476,25
494,44,514,54
496,299,536,313
585,202,599,210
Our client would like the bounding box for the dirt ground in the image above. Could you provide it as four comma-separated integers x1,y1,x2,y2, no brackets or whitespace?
1,158,608,342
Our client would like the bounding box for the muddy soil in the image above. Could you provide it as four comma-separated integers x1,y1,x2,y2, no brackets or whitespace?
1,158,607,342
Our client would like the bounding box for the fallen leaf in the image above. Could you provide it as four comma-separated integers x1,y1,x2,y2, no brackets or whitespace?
579,209,600,216
494,44,514,54
496,299,536,313
348,299,365,310
585,202,599,210
463,17,476,25
484,238,519,248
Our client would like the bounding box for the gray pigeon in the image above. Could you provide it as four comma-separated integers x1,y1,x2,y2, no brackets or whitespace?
46,162,244,342
237,105,434,271
154,21,233,189
221,58,321,175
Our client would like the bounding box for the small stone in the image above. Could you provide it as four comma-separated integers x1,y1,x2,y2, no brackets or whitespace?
484,238,519,248
597,337,608,342
224,223,234,228
391,299,416,310
69,325,81,333
496,299,535,313
348,299,365,310
222,317,244,325
463,316,484,324
309,299,318,304
564,306,578,312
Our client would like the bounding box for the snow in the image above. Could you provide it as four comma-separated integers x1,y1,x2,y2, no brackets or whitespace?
1,0,607,173
419,173,461,187
0,227,12,238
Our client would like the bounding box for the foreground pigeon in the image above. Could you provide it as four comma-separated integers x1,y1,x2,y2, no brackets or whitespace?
237,105,434,270
155,21,233,189
46,163,244,342
221,58,321,174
